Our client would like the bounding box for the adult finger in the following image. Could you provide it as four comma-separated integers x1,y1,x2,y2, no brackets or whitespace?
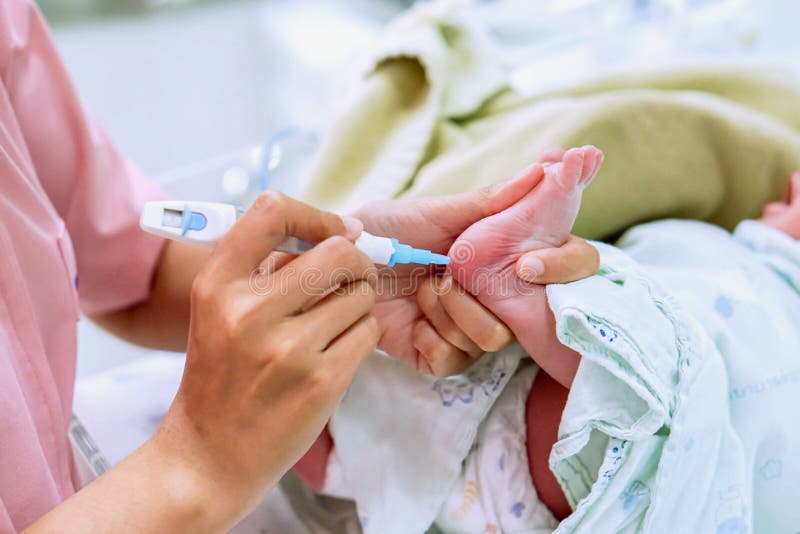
301,280,377,350
516,235,600,284
251,251,296,284
215,191,362,279
324,314,381,385
354,164,545,253
416,163,546,236
437,274,514,353
267,236,376,315
412,320,473,377
417,277,482,355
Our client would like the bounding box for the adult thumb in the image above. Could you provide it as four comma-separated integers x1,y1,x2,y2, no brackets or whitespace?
485,163,545,214
417,163,545,231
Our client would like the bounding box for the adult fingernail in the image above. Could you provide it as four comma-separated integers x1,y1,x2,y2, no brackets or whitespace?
342,216,364,239
517,255,545,281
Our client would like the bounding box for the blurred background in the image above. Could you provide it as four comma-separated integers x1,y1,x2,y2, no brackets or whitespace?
49,0,406,380
45,0,798,191
46,0,799,488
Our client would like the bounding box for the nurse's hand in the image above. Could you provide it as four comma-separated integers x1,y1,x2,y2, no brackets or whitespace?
158,192,378,528
353,172,599,376
28,193,379,533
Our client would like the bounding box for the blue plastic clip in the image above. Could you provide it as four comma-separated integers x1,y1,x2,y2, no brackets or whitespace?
180,204,208,236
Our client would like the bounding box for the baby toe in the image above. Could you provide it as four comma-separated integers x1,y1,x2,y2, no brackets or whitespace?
581,147,605,187
539,147,565,163
579,146,597,179
591,150,605,178
558,147,585,188
578,146,604,185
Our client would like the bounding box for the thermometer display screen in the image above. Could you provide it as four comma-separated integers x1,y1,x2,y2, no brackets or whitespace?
161,208,183,228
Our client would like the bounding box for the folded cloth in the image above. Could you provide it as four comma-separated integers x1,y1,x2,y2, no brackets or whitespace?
436,362,558,533
324,219,800,533
546,219,800,533
298,1,800,239
323,346,528,533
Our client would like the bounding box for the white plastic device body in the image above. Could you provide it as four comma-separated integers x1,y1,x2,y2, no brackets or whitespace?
140,200,238,246
140,200,399,264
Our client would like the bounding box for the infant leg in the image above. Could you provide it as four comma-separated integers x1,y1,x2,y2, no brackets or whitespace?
449,146,603,386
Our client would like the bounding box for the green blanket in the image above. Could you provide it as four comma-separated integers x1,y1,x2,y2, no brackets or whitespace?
298,2,800,241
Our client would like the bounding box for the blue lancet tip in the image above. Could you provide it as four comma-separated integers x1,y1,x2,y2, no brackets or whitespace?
426,252,451,265
390,241,450,266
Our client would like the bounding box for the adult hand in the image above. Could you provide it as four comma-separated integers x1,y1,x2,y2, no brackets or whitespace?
28,192,380,533
151,192,379,529
353,167,599,376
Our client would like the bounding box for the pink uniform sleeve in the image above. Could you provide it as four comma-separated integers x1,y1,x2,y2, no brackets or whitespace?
0,0,169,315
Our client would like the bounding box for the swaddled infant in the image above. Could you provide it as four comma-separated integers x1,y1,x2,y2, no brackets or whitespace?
299,148,800,534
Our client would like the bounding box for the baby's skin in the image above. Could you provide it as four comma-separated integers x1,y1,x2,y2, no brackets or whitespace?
760,171,800,238
448,146,603,518
449,146,603,389
297,143,800,524
448,155,800,520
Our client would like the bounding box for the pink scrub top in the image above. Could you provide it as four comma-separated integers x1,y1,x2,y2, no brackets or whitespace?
0,1,168,530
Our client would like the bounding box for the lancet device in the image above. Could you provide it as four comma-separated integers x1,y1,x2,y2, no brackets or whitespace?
140,200,450,267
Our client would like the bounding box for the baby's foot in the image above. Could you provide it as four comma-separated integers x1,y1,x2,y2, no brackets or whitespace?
760,172,800,239
449,146,603,297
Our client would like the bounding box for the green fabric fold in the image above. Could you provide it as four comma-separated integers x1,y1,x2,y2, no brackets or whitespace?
299,1,800,241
